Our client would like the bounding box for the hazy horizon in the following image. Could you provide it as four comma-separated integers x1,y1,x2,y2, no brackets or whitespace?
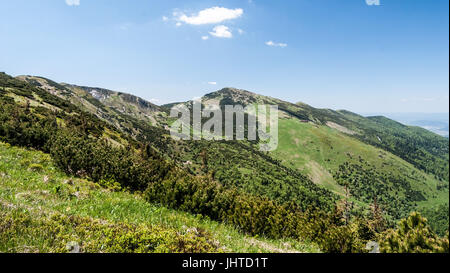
361,112,449,137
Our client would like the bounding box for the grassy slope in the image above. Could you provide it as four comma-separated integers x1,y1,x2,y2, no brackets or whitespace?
272,117,448,213
162,88,448,221
339,111,449,182
18,79,448,205
7,78,447,233
15,76,168,141
0,142,319,253
63,84,166,127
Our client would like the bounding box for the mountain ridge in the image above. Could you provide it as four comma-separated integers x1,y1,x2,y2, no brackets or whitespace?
9,73,450,216
1,71,448,252
13,74,449,182
14,74,449,140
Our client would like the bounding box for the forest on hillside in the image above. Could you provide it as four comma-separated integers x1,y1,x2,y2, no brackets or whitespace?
0,72,449,253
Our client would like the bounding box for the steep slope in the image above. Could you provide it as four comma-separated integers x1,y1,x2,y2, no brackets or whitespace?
16,75,170,144
15,77,338,212
338,112,449,182
2,72,448,252
195,88,449,183
0,73,340,252
63,84,163,126
164,88,449,221
192,88,448,183
8,76,449,225
274,117,448,220
0,142,316,253
0,72,349,252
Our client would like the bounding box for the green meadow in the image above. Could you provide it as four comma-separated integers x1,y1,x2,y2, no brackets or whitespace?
272,117,448,214
0,142,319,253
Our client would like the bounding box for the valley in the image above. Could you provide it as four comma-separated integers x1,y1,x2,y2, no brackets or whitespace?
0,72,448,253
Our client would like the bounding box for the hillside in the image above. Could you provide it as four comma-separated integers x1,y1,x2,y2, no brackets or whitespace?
16,75,170,143
0,142,315,253
164,88,449,221
195,88,449,181
1,72,348,252
9,76,449,223
192,88,449,181
1,72,448,252
15,76,338,212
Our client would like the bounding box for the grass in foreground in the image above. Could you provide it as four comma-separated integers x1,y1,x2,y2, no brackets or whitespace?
0,142,319,253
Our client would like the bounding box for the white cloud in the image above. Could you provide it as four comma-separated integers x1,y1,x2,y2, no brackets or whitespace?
177,7,243,25
265,40,287,47
365,0,381,6
65,0,80,6
237,29,244,35
208,82,217,85
175,22,182,27
201,36,209,40
209,25,232,38
162,16,169,22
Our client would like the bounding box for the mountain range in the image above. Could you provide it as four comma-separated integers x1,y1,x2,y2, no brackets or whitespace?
0,72,448,253
361,112,449,138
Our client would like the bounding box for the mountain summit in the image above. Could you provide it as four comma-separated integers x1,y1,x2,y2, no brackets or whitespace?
2,72,448,239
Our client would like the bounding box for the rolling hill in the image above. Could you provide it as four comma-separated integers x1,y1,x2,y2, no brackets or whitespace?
10,75,450,223
163,87,449,221
1,72,448,252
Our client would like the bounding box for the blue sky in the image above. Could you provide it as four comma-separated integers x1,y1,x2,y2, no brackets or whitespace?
0,0,448,113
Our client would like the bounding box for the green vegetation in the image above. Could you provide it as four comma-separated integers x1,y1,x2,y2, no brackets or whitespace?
0,73,366,252
0,209,219,253
346,114,449,182
1,73,448,253
0,142,317,253
172,140,336,211
212,87,449,183
379,212,449,253
1,73,331,252
145,168,383,253
420,204,449,237
183,89,448,223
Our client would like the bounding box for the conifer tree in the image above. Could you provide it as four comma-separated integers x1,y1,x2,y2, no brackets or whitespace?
379,212,449,253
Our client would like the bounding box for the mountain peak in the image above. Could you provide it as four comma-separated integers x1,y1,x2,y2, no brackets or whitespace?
202,87,265,106
206,87,256,97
